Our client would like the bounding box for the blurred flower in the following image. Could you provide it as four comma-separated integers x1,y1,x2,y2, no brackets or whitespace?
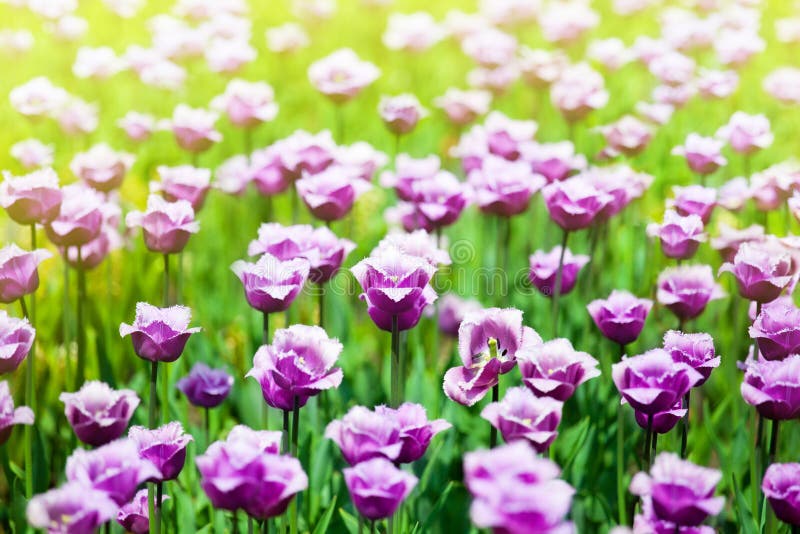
205,38,256,74
588,38,632,71
10,139,54,169
308,48,380,104
0,380,33,445
437,294,482,338
177,363,234,408
668,185,717,224
51,14,89,41
345,458,417,520
711,223,764,262
117,111,156,142
672,134,727,175
715,29,764,67
0,310,34,374
749,299,800,361
65,439,158,506
657,265,724,323
517,338,600,401
211,79,278,129
394,170,468,232
334,141,387,182
481,386,562,452
719,241,793,303
762,463,800,526
587,290,653,346
528,245,589,297
764,67,800,105
60,381,139,447
646,210,706,260
378,403,450,463
27,482,118,534
663,330,719,386
325,405,402,465
434,88,491,127
522,141,586,183
468,155,544,217
540,1,598,44
741,355,800,420
635,101,674,125
231,253,310,314
129,422,192,482
461,27,517,68
56,97,99,136
0,244,52,303
596,115,652,158
634,399,686,435
119,302,201,363
716,112,773,155
164,104,222,153
9,77,68,119
379,94,428,136
215,155,252,196
265,23,309,54
649,51,695,86
152,165,211,211
717,177,752,212
383,12,444,52
551,63,609,122
72,46,125,79
70,144,134,193
543,176,614,231
613,349,702,415
126,195,199,254
376,230,450,267
381,154,441,200
518,47,569,88
117,489,169,534
697,68,740,100
44,183,104,248
296,165,371,222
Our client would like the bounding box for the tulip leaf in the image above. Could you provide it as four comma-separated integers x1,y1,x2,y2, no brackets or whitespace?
338,507,360,534
312,495,337,534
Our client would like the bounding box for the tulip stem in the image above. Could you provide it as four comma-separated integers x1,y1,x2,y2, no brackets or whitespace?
753,412,764,526
318,287,325,329
616,405,626,525
291,187,299,225
490,383,499,448
148,360,160,534
390,315,401,407
282,409,290,454
680,390,691,458
552,230,569,338
643,414,653,469
335,104,345,144
651,432,658,460
163,254,170,306
248,516,254,534
76,248,86,387
768,419,779,466
290,396,299,534
156,482,164,531
19,295,33,499
263,312,270,345
204,407,210,447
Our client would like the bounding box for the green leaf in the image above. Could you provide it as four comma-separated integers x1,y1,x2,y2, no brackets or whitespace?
419,481,456,531
338,507,360,534
312,495,337,534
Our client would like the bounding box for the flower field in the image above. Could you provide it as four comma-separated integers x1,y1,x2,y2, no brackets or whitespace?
1,0,800,532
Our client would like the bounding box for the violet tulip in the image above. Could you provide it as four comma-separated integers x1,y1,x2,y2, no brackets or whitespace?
587,290,653,346
375,402,451,463
325,405,402,465
27,482,119,534
126,195,200,255
542,176,614,231
119,302,201,363
176,362,234,408
634,400,687,435
129,422,193,481
529,246,589,297
671,134,727,175
741,355,800,420
719,241,794,303
663,331,720,386
118,489,169,534
231,254,310,314
517,338,600,401
0,380,33,445
295,165,371,222
60,381,139,447
344,458,418,520
656,265,725,323
0,244,51,303
481,386,562,452
749,299,800,360
0,167,62,225
646,210,706,260
763,463,800,526
152,165,212,211
467,155,544,217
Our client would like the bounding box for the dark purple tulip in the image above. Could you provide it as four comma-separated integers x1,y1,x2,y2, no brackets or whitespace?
176,362,234,408
443,357,504,407
44,183,104,247
646,210,706,260
241,453,308,520
275,129,337,180
749,299,800,360
129,422,193,482
668,185,717,225
0,167,63,225
250,146,291,196
65,439,159,506
542,176,613,231
630,453,724,527
663,330,720,386
125,195,200,255
522,140,586,183
763,463,800,526
656,265,725,322
587,290,653,345
375,402,451,463
247,223,355,285
437,294,482,338
119,303,201,363
741,355,800,420
467,155,544,217
401,171,469,231
464,441,575,534
613,349,702,415
0,244,51,303
296,166,371,222
0,310,35,374
351,247,437,332
481,386,562,452
344,458,418,520
0,380,33,445
117,489,169,534
27,482,119,534
529,246,589,297
517,338,600,401
60,381,139,447
380,154,441,202
231,253,310,314
195,425,285,512
719,241,794,303
634,399,686,435
247,325,343,411
325,405,403,465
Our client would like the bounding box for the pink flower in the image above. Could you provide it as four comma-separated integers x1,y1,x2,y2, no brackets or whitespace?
0,310,34,374
550,63,609,122
714,29,764,67
152,165,212,211
518,47,569,88
434,88,491,127
649,51,695,86
205,38,256,74
587,38,633,71
539,1,598,44
461,27,517,68
596,115,652,158
9,77,68,118
334,142,388,182
763,67,800,105
517,338,601,401
126,195,199,254
231,254,310,314
211,79,278,128
542,176,614,231
0,167,62,225
668,185,717,224
265,23,309,54
719,241,794,303
521,141,586,183
45,183,104,247
379,94,428,136
697,69,740,100
716,112,773,155
296,166,371,222
308,48,380,104
215,155,251,196
646,210,707,260
382,12,444,52
72,46,125,79
117,111,156,142
164,104,222,153
70,144,135,193
468,155,544,217
10,139,53,169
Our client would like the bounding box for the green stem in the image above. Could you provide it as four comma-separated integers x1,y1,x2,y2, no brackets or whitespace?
616,405,626,525
490,383,499,447
248,516,254,534
76,248,86,387
177,252,184,305
20,296,33,498
156,481,164,534
680,390,691,458
282,409,290,454
163,254,170,306
205,407,210,449
643,414,653,470
290,396,299,534
318,287,325,330
552,230,569,338
148,359,160,534
769,419,779,466
390,316,401,407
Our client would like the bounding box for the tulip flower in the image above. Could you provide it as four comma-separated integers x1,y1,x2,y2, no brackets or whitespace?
587,290,653,346
129,422,193,482
481,386,562,452
176,362,234,408
344,458,418,521
749,299,800,360
0,244,51,304
529,246,589,298
762,463,800,527
646,210,706,260
517,338,601,402
437,294,482,338
69,143,134,193
152,165,212,211
634,400,687,435
741,355,800,421
27,482,119,533
671,134,727,176
118,489,169,534
379,94,428,137
325,405,403,466
0,310,34,374
716,112,773,155
60,381,139,447
0,167,62,225
0,380,33,445
164,104,222,154
308,48,380,105
295,165,371,222
231,253,310,314
468,155,545,217
119,303,201,363
210,78,278,129
433,88,491,127
44,183,104,248
656,265,725,325
10,139,54,169
375,403,451,463
719,241,794,303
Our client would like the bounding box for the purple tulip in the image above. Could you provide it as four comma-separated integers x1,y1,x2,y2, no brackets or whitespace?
125,195,200,255
60,381,139,447
380,154,442,201
668,185,717,225
630,453,724,527
663,331,720,386
231,253,310,314
711,223,765,263
517,338,601,401
749,299,800,360
0,380,33,445
587,290,653,346
344,458,418,520
129,422,193,482
117,489,169,534
375,402,451,463
65,439,159,506
166,104,222,153
247,223,355,285
613,349,702,416
27,482,119,534
210,79,278,129
379,94,428,135
250,146,291,196
646,210,706,260
61,226,121,271
741,355,800,420
434,88,491,127
397,171,468,232
351,247,437,332
0,167,63,225
719,241,794,303
551,62,608,122
335,141,388,182
467,155,544,217
176,362,234,408
44,183,105,247
656,265,725,323
634,399,687,435
522,141,586,183
716,112,773,155
763,463,800,526
308,48,380,104
464,441,575,533
596,115,652,158
153,165,212,211
437,294,482,338
325,405,403,465
542,176,614,231
0,311,34,374
375,231,450,267
0,245,51,304
481,386,562,452
274,130,337,181
241,453,308,520
247,324,343,411
296,166,371,222
671,134,727,175
119,303,201,363
529,246,590,297
69,143,134,193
